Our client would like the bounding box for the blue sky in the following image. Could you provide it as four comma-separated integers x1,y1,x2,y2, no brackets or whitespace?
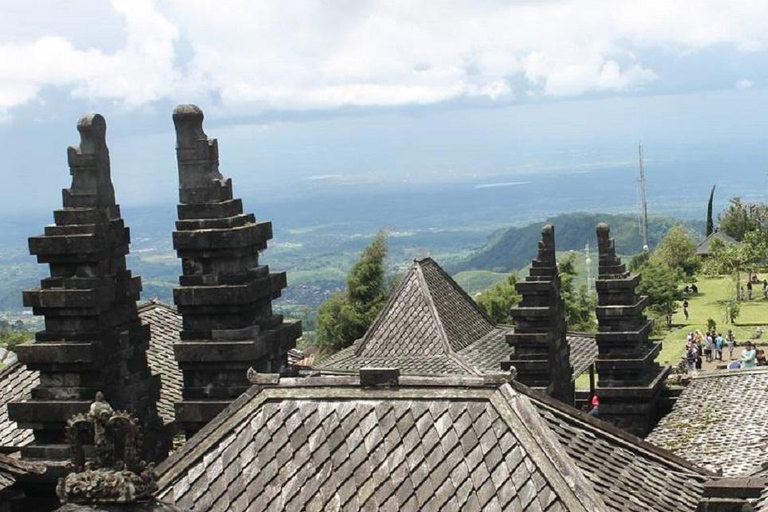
2,0,768,214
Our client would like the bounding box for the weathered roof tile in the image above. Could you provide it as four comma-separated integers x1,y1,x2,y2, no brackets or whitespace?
0,300,183,450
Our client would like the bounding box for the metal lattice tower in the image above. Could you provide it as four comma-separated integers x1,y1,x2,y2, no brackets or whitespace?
585,241,592,294
638,143,650,251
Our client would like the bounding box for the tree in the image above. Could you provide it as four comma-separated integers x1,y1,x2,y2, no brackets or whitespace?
316,231,389,353
706,185,716,236
637,255,684,329
703,229,768,323
346,231,388,324
476,274,520,324
718,197,768,241
0,330,30,353
654,225,699,276
558,252,596,331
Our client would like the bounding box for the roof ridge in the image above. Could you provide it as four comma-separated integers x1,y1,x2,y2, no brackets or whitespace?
511,380,715,477
353,261,420,356
495,384,610,512
691,367,768,380
137,299,178,314
417,257,497,327
416,260,454,355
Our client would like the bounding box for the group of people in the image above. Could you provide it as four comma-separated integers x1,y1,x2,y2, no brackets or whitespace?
684,329,765,373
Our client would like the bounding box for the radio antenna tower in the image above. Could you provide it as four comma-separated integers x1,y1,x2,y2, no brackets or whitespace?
584,241,592,294
638,142,650,252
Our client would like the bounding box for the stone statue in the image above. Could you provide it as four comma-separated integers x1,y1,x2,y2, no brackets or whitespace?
57,393,156,504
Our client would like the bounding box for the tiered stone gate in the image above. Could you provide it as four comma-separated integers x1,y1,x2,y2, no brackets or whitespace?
170,105,301,435
594,222,668,436
7,115,165,502
503,224,574,405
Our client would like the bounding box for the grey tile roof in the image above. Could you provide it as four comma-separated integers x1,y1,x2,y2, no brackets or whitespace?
0,362,36,450
647,368,768,477
0,452,44,491
155,375,711,512
155,376,609,512
0,301,184,450
524,383,710,512
696,230,741,256
316,258,598,380
138,300,184,425
757,485,768,512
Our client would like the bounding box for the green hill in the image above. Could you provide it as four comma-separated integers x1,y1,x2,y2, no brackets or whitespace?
451,212,705,273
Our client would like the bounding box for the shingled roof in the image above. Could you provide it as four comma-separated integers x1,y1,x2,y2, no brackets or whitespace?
154,373,710,512
647,368,768,477
0,453,44,492
316,257,598,380
696,229,741,256
0,300,183,451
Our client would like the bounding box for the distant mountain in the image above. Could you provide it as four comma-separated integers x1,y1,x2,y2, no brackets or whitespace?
451,212,705,273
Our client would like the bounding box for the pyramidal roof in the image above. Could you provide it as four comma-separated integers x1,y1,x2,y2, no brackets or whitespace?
357,257,495,358
318,257,598,379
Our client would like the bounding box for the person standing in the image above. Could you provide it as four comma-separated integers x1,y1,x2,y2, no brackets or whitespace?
741,341,757,368
686,342,698,374
727,330,736,360
747,280,753,300
715,333,724,361
683,299,690,320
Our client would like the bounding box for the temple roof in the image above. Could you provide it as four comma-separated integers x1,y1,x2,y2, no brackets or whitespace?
647,368,768,477
0,300,183,451
154,374,710,512
0,452,44,492
696,229,741,256
317,257,598,380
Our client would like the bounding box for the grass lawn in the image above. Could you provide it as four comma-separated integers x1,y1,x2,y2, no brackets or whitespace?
656,275,768,365
574,274,768,389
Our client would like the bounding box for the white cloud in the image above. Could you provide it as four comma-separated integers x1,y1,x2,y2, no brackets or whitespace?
737,79,754,89
2,0,768,117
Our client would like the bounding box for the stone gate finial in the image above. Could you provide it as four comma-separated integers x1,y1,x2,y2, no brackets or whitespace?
172,104,206,149
595,223,627,278
64,113,115,208
537,224,556,267
172,104,226,202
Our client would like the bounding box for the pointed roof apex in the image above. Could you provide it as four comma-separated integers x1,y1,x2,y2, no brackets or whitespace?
355,257,494,358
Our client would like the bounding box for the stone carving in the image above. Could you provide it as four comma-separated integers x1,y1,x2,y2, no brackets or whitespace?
7,114,165,466
594,223,668,436
64,114,115,208
171,105,301,436
504,225,574,405
57,393,156,504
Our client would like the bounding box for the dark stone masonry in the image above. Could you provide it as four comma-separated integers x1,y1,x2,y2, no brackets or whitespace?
503,224,574,405
594,222,668,436
170,105,301,435
7,115,165,468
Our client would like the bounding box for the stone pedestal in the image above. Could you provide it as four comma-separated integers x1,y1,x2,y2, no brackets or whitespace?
594,223,668,436
7,114,165,468
503,225,574,405
171,105,301,436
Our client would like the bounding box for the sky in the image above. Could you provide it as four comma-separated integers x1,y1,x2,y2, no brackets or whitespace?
2,0,768,214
